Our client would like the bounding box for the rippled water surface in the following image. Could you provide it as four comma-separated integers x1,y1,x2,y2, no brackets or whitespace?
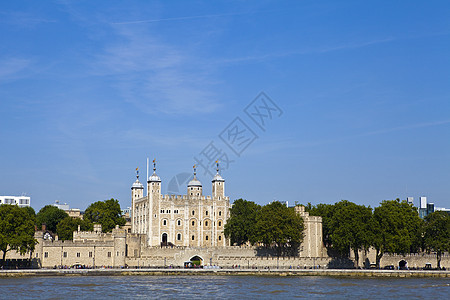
1,275,449,299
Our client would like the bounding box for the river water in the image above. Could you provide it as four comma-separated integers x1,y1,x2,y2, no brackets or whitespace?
0,275,448,299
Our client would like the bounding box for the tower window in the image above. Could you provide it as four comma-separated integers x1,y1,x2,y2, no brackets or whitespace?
206,235,209,240
219,211,222,216
177,220,181,226
177,233,182,241
192,221,195,226
219,235,222,241
206,211,208,216
192,235,195,240
205,221,208,226
192,210,195,215
218,221,222,226
163,220,167,226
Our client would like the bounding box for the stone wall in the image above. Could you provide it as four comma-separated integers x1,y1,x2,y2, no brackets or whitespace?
354,248,450,269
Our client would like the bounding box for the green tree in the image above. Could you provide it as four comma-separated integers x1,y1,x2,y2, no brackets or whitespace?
36,205,69,233
84,199,125,232
372,199,423,267
224,199,261,246
0,205,37,266
56,217,93,241
252,201,304,256
423,211,450,269
329,200,372,266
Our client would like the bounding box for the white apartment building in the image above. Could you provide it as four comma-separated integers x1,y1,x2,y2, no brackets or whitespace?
0,195,31,207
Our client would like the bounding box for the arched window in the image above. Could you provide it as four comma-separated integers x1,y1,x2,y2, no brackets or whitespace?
206,211,208,216
192,221,195,226
163,219,167,226
206,235,209,240
219,235,222,241
177,219,181,226
192,210,195,215
192,235,195,240
219,211,222,216
218,221,222,227
177,233,181,241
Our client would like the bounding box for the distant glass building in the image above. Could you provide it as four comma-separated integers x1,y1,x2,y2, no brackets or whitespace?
418,196,435,219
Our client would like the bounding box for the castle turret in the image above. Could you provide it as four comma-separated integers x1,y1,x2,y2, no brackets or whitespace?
147,159,161,245
131,168,144,233
212,160,225,199
188,164,202,197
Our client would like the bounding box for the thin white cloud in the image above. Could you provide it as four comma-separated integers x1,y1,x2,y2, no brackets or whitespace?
0,57,32,81
215,37,396,65
111,9,284,25
294,119,450,149
93,26,221,115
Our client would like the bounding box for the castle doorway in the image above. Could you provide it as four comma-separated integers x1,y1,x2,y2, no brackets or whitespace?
190,255,203,266
162,233,168,245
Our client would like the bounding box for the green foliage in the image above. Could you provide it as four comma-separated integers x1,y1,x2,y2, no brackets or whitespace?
36,205,69,233
372,199,423,267
0,205,37,264
329,200,372,264
224,199,261,246
83,199,125,232
423,211,450,268
56,217,93,241
252,201,304,255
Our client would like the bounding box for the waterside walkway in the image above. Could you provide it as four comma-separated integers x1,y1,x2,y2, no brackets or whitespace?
1,268,449,278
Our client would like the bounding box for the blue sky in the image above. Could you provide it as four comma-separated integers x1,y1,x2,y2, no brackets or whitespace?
1,0,449,211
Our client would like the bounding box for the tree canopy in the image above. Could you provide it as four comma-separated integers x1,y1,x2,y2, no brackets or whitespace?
224,199,261,246
56,217,93,241
252,201,304,255
36,205,69,233
329,200,372,266
83,199,125,232
0,205,37,265
423,211,450,268
372,199,423,267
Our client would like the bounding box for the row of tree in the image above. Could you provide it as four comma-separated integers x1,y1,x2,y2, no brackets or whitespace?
305,199,449,268
224,198,450,268
224,199,305,256
0,199,126,266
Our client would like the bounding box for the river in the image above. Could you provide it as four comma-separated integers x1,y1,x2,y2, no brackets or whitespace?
0,275,448,299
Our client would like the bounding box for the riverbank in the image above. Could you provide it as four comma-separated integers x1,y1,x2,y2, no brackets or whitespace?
1,268,449,278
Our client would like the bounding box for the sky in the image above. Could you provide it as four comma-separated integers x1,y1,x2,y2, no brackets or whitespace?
1,0,449,212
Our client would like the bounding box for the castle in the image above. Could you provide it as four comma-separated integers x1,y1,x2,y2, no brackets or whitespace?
131,160,230,247
4,160,334,269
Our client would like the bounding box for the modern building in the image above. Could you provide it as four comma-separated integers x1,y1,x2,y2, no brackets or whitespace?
0,195,31,207
131,161,230,247
418,196,435,219
407,197,414,205
52,200,82,219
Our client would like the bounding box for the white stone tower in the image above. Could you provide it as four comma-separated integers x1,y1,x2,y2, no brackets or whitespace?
212,160,225,199
147,159,161,245
131,168,144,233
188,164,203,197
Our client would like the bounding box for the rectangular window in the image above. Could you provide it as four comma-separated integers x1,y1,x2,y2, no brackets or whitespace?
44,252,48,258
77,252,80,258
89,252,93,258
63,252,67,258
108,252,111,257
